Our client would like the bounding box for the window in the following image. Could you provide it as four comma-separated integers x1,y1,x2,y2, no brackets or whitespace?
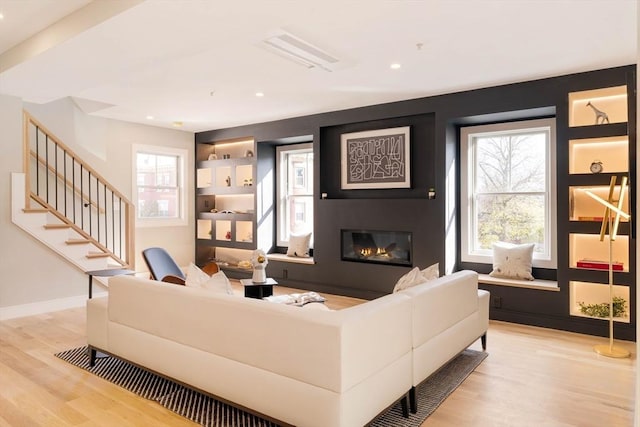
276,143,313,247
460,118,556,268
294,164,306,188
133,145,188,227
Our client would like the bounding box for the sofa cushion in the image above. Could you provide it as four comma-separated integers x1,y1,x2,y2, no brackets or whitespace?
185,262,233,295
490,242,534,281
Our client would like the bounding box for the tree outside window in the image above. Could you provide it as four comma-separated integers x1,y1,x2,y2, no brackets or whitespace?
461,119,556,268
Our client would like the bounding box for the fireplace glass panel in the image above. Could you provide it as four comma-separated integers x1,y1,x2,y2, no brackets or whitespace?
341,229,412,266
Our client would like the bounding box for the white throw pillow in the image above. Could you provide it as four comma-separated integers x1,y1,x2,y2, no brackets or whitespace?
490,242,535,281
393,263,440,293
287,233,311,257
393,267,423,292
185,263,234,295
421,262,440,281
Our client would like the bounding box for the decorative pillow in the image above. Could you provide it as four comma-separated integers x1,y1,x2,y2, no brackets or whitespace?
185,263,234,295
421,262,440,281
286,233,311,257
393,262,440,293
489,242,535,281
393,267,423,293
201,271,234,295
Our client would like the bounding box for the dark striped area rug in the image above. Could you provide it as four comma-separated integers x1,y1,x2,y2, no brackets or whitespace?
55,347,487,426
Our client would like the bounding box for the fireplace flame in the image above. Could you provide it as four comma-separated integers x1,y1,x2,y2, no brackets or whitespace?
359,247,389,257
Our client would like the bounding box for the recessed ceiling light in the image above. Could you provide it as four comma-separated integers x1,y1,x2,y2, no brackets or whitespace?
255,92,264,97
390,63,401,70
172,121,183,128
146,115,154,120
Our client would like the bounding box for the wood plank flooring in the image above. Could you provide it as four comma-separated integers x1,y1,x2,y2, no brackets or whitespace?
0,281,635,426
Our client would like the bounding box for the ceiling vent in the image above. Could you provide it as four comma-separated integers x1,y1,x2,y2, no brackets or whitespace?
263,31,339,72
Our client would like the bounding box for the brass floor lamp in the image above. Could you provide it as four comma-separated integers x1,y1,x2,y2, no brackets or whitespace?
585,175,630,358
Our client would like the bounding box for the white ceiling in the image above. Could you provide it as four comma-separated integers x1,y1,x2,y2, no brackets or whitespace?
0,0,637,133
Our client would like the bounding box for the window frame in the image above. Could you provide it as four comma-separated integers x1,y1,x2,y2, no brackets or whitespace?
460,118,557,269
132,144,188,227
275,142,314,248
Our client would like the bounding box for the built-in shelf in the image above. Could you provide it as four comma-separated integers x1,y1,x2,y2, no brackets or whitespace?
197,219,212,240
569,185,629,222
236,221,253,243
569,281,630,323
198,212,254,221
568,136,628,175
215,219,232,241
196,138,258,266
568,85,628,127
564,82,634,337
569,234,629,272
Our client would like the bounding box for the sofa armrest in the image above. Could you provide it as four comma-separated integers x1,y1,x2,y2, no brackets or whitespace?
87,296,109,350
336,292,413,392
478,289,490,332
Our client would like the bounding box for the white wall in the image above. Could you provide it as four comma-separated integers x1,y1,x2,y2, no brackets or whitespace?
0,94,194,310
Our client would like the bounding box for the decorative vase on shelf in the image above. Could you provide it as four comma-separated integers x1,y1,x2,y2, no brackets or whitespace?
251,249,268,283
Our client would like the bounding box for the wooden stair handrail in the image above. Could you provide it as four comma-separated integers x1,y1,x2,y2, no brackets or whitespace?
29,149,106,214
24,112,133,205
31,193,130,267
23,111,135,268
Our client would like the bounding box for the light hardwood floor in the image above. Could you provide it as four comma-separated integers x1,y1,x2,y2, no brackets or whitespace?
0,281,636,426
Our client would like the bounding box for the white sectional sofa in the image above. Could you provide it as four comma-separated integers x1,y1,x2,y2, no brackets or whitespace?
402,270,489,412
86,270,488,426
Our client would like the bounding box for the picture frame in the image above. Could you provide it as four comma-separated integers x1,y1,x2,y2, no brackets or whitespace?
340,126,411,190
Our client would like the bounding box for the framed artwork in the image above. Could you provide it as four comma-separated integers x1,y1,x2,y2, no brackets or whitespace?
340,126,411,189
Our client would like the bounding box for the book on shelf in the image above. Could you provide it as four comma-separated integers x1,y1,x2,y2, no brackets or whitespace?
576,259,624,271
577,216,604,221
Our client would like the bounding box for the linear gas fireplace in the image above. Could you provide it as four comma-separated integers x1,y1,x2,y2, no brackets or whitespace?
341,229,412,266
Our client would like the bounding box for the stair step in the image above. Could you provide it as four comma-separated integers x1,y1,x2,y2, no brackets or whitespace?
86,252,111,259
44,224,72,230
22,208,49,213
66,238,90,245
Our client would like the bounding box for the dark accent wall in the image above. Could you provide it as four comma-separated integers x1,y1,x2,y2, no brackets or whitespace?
196,65,636,340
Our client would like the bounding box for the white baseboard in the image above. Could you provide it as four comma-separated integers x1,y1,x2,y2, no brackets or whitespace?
0,291,108,321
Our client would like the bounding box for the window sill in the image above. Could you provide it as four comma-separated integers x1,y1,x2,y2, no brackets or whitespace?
266,253,315,265
136,218,188,228
478,274,559,292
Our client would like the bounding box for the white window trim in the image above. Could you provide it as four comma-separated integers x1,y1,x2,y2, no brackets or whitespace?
276,143,313,247
133,144,188,227
460,118,557,269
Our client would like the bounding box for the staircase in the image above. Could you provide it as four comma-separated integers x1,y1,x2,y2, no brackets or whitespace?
11,112,135,274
